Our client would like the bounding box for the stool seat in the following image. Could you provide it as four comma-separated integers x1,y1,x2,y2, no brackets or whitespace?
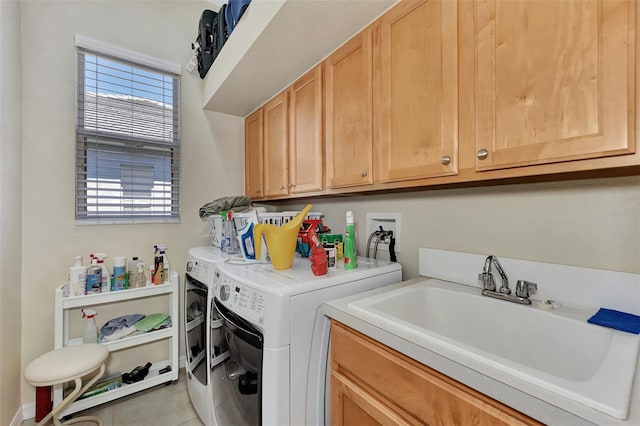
25,344,109,425
25,344,109,386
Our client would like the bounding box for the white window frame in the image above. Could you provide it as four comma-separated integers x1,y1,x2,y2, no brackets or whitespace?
75,35,182,224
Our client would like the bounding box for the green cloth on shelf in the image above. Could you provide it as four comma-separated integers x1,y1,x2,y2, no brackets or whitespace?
134,313,171,332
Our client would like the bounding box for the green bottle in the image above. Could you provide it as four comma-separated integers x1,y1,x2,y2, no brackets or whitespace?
344,211,357,270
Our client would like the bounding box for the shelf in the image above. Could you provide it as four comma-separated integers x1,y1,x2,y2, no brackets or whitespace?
60,360,178,417
58,282,174,308
67,327,174,351
54,272,180,416
202,0,398,117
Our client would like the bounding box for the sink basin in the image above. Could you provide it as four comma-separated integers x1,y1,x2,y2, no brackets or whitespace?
348,279,640,420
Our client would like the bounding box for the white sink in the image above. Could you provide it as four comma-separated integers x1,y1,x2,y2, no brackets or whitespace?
348,279,640,420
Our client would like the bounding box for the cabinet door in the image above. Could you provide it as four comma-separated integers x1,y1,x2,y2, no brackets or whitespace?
263,92,289,197
289,65,324,194
331,370,417,426
474,0,636,171
378,0,458,182
325,27,374,188
244,108,264,199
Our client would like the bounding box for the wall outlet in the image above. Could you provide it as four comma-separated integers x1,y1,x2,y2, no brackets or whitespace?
365,212,401,254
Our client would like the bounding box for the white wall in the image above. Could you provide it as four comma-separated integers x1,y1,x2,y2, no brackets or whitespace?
20,0,244,406
278,175,640,280
0,0,23,422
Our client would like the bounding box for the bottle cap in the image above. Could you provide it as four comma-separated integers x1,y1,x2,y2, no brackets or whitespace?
114,257,126,266
73,256,83,267
346,211,354,224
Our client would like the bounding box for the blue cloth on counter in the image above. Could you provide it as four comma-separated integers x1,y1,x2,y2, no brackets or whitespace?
587,308,640,334
100,314,145,336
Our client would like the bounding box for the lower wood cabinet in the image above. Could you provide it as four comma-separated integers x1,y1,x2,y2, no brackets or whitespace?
330,321,541,426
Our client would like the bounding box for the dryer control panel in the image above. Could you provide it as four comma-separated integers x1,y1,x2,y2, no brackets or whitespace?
215,272,266,325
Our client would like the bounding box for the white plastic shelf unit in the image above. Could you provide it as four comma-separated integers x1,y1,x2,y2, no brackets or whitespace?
53,271,180,416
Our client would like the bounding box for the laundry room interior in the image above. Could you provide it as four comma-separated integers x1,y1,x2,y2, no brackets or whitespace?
2,0,640,425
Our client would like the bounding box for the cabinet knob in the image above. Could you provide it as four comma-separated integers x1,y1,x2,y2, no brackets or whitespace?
256,189,261,194
288,183,294,188
280,185,285,190
477,149,489,160
441,155,451,166
360,170,368,178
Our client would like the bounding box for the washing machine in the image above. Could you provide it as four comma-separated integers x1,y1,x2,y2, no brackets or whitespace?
184,246,229,426
210,256,402,426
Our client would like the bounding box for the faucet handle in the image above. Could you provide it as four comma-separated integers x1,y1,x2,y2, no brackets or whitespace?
515,280,537,298
478,272,496,291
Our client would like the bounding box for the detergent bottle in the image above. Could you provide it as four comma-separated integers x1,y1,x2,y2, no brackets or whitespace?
82,309,98,343
343,211,357,270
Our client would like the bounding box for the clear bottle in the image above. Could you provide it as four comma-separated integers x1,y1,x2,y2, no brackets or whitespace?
127,256,139,287
82,309,98,343
344,211,357,270
135,262,148,288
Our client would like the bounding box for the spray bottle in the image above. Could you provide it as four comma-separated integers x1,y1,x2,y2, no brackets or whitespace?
344,211,357,270
93,253,110,292
86,255,102,294
82,309,98,343
156,245,170,284
152,245,164,285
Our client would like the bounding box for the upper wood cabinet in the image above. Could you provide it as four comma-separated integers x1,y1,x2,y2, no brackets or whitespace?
263,92,289,198
473,0,636,171
288,65,324,194
244,108,264,199
377,0,459,182
325,28,375,189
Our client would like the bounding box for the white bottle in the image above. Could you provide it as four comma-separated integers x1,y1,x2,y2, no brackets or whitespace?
113,257,127,290
160,247,170,284
69,256,87,297
82,309,98,343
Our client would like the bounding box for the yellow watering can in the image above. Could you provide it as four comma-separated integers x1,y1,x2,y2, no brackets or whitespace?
254,204,313,270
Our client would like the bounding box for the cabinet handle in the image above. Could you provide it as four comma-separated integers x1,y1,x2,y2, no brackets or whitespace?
477,149,489,160
288,184,294,188
360,170,368,177
441,155,451,165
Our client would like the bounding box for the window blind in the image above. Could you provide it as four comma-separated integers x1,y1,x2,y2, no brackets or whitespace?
76,47,181,222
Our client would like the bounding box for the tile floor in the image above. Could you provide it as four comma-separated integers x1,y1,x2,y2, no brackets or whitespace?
22,369,204,426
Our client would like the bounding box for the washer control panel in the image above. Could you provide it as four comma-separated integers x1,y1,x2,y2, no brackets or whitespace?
186,256,214,284
215,272,266,325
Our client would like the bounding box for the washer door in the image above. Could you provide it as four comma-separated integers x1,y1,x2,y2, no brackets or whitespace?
213,298,263,426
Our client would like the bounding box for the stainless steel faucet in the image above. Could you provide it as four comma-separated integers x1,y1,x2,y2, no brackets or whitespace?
478,255,537,305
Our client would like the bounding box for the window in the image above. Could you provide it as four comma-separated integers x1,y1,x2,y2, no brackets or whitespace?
75,37,181,223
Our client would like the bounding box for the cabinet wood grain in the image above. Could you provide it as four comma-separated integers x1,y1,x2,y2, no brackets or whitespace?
244,108,264,199
331,321,541,426
263,92,289,197
325,27,375,188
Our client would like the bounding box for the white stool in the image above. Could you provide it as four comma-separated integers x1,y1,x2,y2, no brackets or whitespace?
25,344,109,426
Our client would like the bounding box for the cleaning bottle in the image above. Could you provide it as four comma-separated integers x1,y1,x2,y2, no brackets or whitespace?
112,257,127,291
127,256,139,287
86,255,102,294
69,256,87,297
94,253,110,292
135,262,148,288
82,309,98,343
152,246,164,285
344,211,357,270
156,245,170,284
